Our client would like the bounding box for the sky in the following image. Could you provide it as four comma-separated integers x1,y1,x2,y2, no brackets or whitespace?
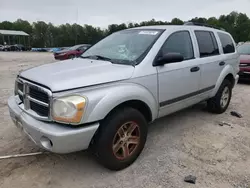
0,0,250,28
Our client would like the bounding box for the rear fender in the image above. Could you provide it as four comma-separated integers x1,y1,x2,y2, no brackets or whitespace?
211,65,235,97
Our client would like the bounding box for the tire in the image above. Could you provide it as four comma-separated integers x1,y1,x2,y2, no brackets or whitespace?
207,79,232,114
68,55,75,59
92,107,148,171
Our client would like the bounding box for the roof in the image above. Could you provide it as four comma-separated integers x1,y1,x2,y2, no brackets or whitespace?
0,29,29,36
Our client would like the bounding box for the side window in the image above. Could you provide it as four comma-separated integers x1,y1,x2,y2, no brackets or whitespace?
218,32,235,54
161,31,194,60
195,31,219,58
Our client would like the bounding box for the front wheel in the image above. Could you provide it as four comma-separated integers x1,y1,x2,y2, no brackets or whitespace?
207,79,232,114
92,107,148,171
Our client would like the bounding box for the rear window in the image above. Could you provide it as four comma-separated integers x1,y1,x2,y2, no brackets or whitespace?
195,31,219,58
218,32,235,54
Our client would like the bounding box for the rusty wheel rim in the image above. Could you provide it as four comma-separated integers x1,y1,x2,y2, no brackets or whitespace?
112,121,140,160
220,86,230,108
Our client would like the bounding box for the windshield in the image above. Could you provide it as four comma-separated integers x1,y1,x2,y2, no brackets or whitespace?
82,29,163,65
237,44,250,55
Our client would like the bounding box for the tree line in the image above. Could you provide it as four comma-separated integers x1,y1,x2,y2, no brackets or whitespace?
0,11,250,48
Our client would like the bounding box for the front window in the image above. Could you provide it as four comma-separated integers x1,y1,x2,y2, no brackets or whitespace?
81,29,163,65
237,43,250,55
161,31,194,60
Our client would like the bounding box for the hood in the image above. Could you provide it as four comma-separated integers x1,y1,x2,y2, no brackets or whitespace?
240,55,250,63
20,58,134,92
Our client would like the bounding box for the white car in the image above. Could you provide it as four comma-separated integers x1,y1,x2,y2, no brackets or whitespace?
8,22,239,170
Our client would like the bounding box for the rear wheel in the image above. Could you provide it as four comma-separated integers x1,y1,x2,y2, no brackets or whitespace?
207,79,232,114
92,107,148,171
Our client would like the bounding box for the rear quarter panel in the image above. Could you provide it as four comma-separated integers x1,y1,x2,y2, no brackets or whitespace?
211,32,239,96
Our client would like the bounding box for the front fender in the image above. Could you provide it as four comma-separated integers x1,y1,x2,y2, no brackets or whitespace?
83,83,158,123
211,65,235,96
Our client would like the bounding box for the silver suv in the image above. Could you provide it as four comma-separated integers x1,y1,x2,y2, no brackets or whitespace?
8,23,239,170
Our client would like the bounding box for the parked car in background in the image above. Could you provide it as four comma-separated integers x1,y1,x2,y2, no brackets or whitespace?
31,48,49,52
2,45,20,51
53,44,91,60
49,47,69,53
237,42,250,80
1,44,30,51
1,45,8,51
2,45,10,51
50,47,62,53
15,44,30,51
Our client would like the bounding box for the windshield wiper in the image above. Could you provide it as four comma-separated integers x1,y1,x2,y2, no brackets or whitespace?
80,55,113,62
80,55,135,67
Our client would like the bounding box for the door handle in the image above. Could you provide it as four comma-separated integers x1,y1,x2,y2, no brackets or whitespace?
190,66,200,72
219,61,225,66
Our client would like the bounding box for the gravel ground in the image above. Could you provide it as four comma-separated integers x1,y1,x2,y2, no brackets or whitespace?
0,52,250,188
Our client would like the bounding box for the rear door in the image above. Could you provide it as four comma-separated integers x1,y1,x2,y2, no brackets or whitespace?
194,30,223,95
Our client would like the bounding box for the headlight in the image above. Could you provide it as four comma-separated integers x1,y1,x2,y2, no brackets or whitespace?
52,95,86,124
59,52,66,55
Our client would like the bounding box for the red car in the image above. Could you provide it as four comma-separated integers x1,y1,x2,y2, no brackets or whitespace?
238,42,250,80
54,44,91,60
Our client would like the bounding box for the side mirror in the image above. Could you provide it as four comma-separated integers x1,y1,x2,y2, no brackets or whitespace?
154,52,184,66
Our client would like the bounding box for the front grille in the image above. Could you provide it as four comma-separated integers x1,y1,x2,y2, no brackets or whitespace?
29,87,49,103
16,79,51,119
17,81,24,103
30,101,49,117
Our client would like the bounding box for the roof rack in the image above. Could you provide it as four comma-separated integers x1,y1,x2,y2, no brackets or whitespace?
183,22,225,31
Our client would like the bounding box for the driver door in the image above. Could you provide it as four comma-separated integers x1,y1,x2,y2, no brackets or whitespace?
157,30,201,117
